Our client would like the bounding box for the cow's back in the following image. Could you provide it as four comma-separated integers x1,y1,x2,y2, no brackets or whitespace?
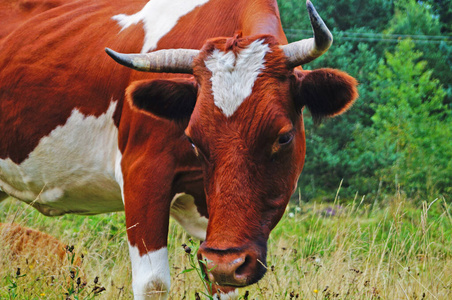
0,0,261,164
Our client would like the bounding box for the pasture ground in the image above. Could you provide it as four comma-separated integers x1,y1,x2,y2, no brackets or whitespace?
0,192,451,299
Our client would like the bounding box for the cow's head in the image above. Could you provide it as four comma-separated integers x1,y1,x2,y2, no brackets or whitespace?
107,1,357,289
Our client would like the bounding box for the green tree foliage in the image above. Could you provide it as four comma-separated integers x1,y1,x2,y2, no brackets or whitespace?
387,0,443,36
352,40,451,197
424,0,452,33
277,0,394,33
276,0,451,201
299,41,381,199
385,0,452,108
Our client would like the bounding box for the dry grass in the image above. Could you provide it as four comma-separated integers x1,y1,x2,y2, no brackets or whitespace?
1,192,451,299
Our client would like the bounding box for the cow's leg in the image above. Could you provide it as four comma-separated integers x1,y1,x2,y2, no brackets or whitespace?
122,159,175,300
128,244,170,300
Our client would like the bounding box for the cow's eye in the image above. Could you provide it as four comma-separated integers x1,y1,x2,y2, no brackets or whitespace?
278,133,293,145
186,136,195,148
186,136,200,157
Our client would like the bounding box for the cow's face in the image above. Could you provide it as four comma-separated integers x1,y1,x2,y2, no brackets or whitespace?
107,1,358,288
187,36,305,286
122,34,357,287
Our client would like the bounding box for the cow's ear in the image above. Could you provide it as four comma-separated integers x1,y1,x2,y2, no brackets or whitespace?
126,78,198,121
293,68,358,122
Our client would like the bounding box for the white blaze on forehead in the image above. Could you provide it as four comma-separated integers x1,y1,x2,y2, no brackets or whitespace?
129,244,170,299
204,39,270,117
112,0,210,54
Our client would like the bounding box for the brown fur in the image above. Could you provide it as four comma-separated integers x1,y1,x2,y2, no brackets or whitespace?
0,0,65,41
0,223,80,267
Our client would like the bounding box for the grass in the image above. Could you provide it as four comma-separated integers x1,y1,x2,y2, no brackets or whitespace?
0,191,451,299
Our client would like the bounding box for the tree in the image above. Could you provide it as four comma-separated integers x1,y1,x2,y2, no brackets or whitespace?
384,0,452,110
298,41,381,199
352,39,451,198
424,0,452,33
277,0,394,33
276,0,452,200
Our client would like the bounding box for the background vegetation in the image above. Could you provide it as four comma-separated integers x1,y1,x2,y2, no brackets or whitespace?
1,194,451,299
278,0,451,201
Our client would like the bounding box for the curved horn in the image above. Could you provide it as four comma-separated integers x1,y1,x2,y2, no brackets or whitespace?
105,48,199,74
281,0,333,68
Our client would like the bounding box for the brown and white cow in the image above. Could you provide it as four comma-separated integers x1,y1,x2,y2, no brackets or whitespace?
0,0,357,299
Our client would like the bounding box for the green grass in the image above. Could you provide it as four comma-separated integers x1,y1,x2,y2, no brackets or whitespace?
1,192,451,299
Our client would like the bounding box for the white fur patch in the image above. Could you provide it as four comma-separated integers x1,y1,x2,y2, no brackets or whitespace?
213,289,239,300
170,193,208,240
112,0,210,53
204,39,270,117
0,102,123,215
129,244,170,300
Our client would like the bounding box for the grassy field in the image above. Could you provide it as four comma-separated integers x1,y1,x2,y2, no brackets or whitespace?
0,191,451,299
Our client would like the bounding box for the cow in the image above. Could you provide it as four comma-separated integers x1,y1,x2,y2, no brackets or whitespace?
0,0,358,299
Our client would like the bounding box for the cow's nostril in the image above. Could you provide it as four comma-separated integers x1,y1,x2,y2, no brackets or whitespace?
234,255,251,277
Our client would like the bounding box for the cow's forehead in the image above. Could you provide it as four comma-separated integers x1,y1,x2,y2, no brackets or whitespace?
188,37,295,146
194,36,289,118
204,39,270,117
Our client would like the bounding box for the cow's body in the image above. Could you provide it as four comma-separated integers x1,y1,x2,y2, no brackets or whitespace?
0,0,358,299
0,0,284,212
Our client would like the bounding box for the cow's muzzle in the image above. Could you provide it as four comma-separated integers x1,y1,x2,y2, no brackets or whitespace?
197,242,267,287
